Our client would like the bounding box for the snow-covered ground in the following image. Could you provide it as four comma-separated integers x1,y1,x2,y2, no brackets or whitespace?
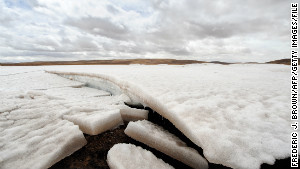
0,68,129,168
0,64,290,169
0,91,87,169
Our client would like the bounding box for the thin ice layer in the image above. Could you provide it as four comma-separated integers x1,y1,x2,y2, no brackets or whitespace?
120,107,148,122
107,143,174,169
57,94,130,135
40,86,124,135
125,120,208,169
46,64,291,169
63,109,123,135
0,92,87,169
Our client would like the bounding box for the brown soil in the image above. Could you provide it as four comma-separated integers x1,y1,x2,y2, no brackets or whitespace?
266,58,299,65
1,58,294,66
49,108,290,169
49,125,196,169
0,59,209,66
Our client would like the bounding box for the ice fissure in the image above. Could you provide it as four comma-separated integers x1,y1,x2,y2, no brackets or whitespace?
47,71,199,148
47,71,211,169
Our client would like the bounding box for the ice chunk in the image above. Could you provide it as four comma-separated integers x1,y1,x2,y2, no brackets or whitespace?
0,92,87,169
0,68,133,168
43,93,130,135
0,119,86,169
107,143,174,169
63,109,123,135
54,94,130,135
120,107,148,122
125,120,208,169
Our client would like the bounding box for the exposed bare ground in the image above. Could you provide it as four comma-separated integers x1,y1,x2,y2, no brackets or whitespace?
1,58,295,66
1,59,232,66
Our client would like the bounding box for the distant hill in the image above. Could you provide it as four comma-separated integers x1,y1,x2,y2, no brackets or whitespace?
0,58,294,66
266,58,298,65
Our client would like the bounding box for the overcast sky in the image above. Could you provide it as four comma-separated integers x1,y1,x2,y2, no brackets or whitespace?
0,0,290,63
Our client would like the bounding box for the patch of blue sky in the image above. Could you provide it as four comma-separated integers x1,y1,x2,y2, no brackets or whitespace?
126,7,153,17
110,0,152,17
4,0,32,10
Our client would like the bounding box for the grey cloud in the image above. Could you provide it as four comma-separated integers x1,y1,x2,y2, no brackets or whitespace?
35,39,59,48
106,4,120,15
102,41,144,54
0,15,15,27
66,17,129,40
163,47,191,56
3,32,100,54
0,0,290,62
47,37,100,53
73,37,99,50
186,18,284,39
149,0,287,39
135,0,288,59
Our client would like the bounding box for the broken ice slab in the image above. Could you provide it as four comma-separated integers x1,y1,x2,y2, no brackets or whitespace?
120,107,148,122
125,120,208,169
0,92,87,169
63,109,123,135
41,86,111,100
56,94,130,135
107,143,174,169
0,119,87,169
57,94,131,135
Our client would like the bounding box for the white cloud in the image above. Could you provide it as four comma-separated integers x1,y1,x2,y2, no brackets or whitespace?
0,0,289,62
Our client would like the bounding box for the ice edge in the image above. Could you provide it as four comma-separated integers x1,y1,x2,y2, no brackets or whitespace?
46,70,205,155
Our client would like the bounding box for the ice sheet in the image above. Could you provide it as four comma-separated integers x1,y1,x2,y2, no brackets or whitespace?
0,92,87,169
125,120,208,169
107,143,174,169
0,68,131,168
46,64,291,169
41,86,111,100
0,70,83,92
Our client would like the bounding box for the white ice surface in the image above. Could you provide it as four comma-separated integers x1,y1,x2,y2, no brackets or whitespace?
125,120,208,169
57,94,130,135
41,86,111,99
107,143,174,169
63,109,123,135
38,87,126,135
0,67,131,168
0,70,83,91
45,64,291,169
0,92,87,169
